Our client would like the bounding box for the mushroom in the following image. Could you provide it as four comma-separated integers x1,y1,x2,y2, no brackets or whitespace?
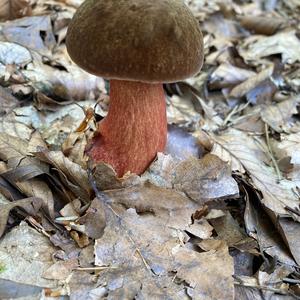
66,0,204,177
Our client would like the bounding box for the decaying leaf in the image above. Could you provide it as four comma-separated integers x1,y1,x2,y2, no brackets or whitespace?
0,222,57,289
173,154,239,203
0,41,32,66
239,15,285,35
2,16,56,54
35,149,91,202
212,128,299,221
261,96,300,133
173,245,234,300
0,196,42,237
209,63,256,90
0,0,33,21
238,30,300,64
93,208,234,299
229,65,274,99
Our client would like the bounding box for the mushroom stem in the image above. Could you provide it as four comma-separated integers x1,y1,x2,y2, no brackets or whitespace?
87,79,167,177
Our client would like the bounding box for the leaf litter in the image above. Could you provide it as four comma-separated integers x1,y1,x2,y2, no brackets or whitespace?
0,0,300,299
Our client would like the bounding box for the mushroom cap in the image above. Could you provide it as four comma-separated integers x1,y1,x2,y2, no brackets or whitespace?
66,0,204,83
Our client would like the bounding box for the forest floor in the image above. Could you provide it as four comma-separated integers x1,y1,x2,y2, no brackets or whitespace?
0,0,300,299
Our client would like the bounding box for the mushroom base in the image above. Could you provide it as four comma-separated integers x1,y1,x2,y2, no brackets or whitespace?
86,79,167,177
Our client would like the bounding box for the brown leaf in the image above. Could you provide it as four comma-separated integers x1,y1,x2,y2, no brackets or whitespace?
2,16,56,54
0,0,32,21
35,150,92,202
105,181,201,231
174,245,234,300
278,218,300,265
212,128,300,221
0,196,41,237
209,211,248,247
261,96,300,133
93,208,198,298
229,65,274,99
0,221,57,288
24,63,104,101
238,31,300,64
165,125,204,160
173,154,239,204
0,86,20,116
209,63,255,90
92,162,141,191
43,259,78,281
239,16,285,35
76,198,106,239
0,132,54,217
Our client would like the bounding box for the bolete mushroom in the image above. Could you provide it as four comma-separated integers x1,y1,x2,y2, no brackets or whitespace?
66,0,204,177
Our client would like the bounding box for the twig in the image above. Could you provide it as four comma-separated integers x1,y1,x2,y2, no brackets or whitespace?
26,216,51,238
75,266,118,271
283,278,300,284
285,206,300,217
222,101,251,127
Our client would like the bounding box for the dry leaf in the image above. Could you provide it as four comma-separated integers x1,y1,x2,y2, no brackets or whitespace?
0,196,44,237
261,96,300,132
166,125,203,160
238,31,300,64
212,128,300,220
229,65,274,99
278,218,300,265
173,245,234,300
2,16,56,54
35,150,92,202
173,154,239,203
105,181,204,234
93,207,232,299
209,63,255,90
0,41,32,66
239,16,285,35
0,0,33,21
0,221,57,288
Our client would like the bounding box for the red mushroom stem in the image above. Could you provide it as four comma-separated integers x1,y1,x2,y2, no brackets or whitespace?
87,79,167,177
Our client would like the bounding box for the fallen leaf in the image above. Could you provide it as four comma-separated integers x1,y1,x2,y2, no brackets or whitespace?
239,16,285,35
0,132,55,217
35,150,92,203
43,259,78,281
76,197,106,239
0,41,32,66
92,207,232,299
209,211,248,247
173,154,239,203
0,86,19,116
105,181,204,234
173,244,234,300
166,125,203,160
209,63,256,90
278,218,300,265
2,16,56,54
0,0,32,20
229,65,274,99
0,196,42,237
0,221,57,288
238,30,300,64
212,128,300,221
261,96,300,133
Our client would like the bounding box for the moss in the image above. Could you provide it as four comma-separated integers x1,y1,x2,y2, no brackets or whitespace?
0,262,6,273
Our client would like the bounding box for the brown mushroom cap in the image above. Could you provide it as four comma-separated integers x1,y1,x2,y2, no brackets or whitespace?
66,0,204,83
